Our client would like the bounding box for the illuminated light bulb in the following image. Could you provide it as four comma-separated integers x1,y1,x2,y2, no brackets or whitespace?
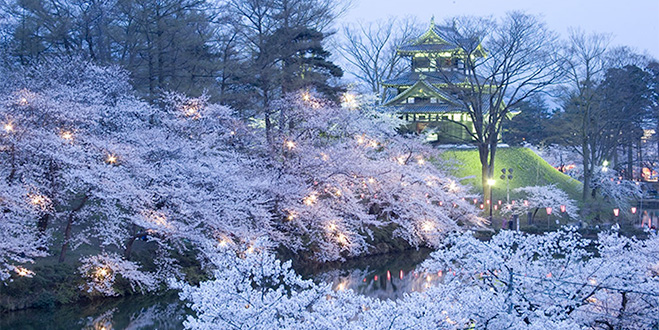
336,282,346,291
60,131,73,141
303,193,317,206
219,239,228,247
367,177,375,184
96,268,108,277
417,157,425,165
328,223,337,231
397,156,406,165
302,92,310,101
448,182,458,192
106,154,117,164
473,198,478,204
356,135,365,144
337,233,347,245
14,266,33,277
422,221,434,232
334,189,341,197
285,140,295,150
230,131,236,136
246,246,254,254
368,140,378,148
3,123,14,132
287,212,296,221
588,278,597,285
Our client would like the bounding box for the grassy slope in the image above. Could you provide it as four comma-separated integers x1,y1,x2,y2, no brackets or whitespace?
438,147,583,203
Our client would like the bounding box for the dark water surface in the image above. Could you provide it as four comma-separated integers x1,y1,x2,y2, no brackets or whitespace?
1,249,436,329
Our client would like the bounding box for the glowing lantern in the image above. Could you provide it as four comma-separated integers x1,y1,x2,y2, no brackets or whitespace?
497,200,502,205
3,123,13,132
285,140,295,150
422,221,434,232
302,92,310,101
473,198,478,204
631,207,637,214
60,131,73,141
546,207,552,215
106,154,117,164
399,270,404,280
479,204,484,210
524,200,529,207
14,266,34,277
417,157,425,165
387,270,391,281
486,199,490,205
494,205,498,211
613,208,620,217
560,205,566,213
374,275,378,281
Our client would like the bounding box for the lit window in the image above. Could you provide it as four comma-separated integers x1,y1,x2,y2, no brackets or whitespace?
430,98,437,104
407,97,415,104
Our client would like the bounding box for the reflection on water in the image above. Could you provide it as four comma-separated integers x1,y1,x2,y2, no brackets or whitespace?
0,293,187,330
1,249,436,329
303,248,440,300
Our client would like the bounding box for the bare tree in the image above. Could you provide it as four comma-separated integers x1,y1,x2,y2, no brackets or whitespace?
440,12,563,197
341,17,421,97
556,29,611,205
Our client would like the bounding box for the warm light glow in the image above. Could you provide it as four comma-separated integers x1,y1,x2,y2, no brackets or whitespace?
524,200,529,207
334,189,342,197
337,233,348,245
19,97,28,105
29,194,50,210
356,135,365,144
422,221,434,232
320,153,329,161
342,92,357,109
328,223,337,231
218,239,228,247
588,278,597,285
95,267,109,278
60,131,73,141
246,246,254,254
303,192,318,206
14,266,34,277
487,179,496,186
473,198,478,204
367,177,375,184
396,156,406,165
448,181,458,192
417,157,425,165
560,205,566,213
631,207,637,214
106,154,117,164
302,92,311,102
613,208,620,217
546,207,552,215
368,140,378,148
285,140,295,150
3,123,13,132
286,211,296,221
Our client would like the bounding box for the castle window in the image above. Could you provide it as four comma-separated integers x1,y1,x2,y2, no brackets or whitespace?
430,98,437,104
407,97,415,104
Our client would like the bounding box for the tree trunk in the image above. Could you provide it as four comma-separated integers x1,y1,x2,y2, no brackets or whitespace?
59,194,89,263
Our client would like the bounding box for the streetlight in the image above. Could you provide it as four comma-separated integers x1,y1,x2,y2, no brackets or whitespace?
500,168,514,203
487,178,496,222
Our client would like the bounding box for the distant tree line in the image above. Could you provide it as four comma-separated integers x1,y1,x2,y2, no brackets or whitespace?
0,0,346,112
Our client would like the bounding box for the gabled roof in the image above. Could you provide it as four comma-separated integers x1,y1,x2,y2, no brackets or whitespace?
397,18,482,56
383,79,460,107
381,71,484,87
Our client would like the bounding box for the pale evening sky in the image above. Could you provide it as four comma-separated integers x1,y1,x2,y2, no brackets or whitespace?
339,0,659,60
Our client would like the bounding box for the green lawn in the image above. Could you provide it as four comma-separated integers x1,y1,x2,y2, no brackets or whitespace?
438,147,583,203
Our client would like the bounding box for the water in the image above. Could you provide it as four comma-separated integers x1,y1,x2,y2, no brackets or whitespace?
0,249,435,329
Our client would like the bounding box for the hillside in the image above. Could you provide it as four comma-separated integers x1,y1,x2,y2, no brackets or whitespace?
438,147,583,203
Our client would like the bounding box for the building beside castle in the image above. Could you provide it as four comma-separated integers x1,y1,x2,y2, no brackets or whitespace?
381,19,486,143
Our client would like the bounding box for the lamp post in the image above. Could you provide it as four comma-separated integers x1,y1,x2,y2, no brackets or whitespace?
500,168,514,203
487,178,496,223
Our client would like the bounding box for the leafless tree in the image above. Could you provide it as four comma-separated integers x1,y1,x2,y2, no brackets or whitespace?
439,12,563,197
341,17,421,97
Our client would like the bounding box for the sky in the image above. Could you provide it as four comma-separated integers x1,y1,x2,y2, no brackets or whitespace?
339,0,659,60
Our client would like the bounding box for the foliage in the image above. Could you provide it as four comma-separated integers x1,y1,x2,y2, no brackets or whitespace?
180,229,659,329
